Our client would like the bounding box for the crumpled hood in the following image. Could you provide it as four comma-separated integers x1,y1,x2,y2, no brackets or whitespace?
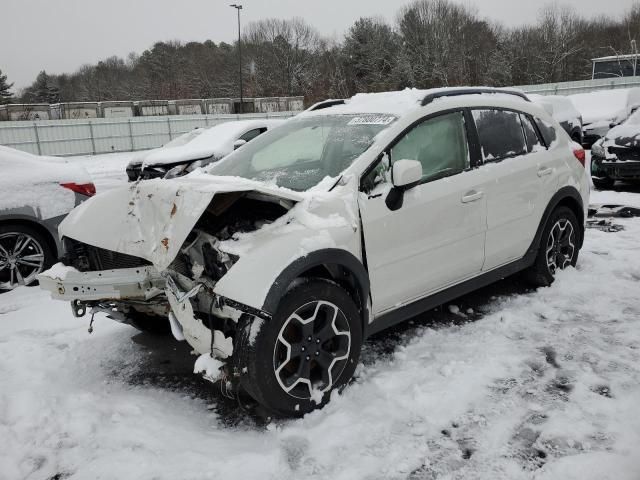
59,173,303,271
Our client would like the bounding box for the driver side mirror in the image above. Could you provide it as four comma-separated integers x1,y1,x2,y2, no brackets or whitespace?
233,139,247,150
386,159,422,211
392,159,422,189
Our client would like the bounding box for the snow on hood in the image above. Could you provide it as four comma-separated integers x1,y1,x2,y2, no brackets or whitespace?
603,110,640,148
59,173,304,271
131,120,284,168
569,88,640,125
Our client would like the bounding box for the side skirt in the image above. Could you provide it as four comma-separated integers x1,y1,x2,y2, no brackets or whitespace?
365,251,536,338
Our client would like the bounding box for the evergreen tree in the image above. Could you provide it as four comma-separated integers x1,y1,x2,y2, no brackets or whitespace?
23,71,59,103
0,68,14,104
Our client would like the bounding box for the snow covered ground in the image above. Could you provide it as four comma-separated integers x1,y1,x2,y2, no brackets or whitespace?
68,151,140,192
2,162,640,479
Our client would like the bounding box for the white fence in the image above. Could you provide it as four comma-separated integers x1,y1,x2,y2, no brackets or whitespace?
0,112,296,157
516,76,640,96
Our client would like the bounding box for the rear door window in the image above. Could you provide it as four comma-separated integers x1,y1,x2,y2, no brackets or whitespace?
520,114,544,152
472,109,527,162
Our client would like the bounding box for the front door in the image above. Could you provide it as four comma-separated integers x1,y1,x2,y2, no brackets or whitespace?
358,111,487,315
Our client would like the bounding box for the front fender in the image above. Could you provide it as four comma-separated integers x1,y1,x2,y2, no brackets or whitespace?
212,224,362,313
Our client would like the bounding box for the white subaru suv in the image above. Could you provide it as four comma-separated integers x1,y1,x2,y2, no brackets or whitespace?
39,88,589,416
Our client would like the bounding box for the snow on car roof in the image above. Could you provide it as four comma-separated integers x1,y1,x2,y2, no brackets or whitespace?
140,119,284,167
0,145,90,185
529,94,581,124
569,88,640,125
0,145,92,219
302,87,530,118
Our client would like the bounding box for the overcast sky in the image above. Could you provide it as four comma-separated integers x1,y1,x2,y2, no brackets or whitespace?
2,0,637,89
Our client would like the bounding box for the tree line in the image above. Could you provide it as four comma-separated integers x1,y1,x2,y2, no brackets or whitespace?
2,0,640,106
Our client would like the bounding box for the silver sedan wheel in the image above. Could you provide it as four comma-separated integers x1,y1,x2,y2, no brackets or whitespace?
0,232,46,290
273,300,351,400
545,219,576,275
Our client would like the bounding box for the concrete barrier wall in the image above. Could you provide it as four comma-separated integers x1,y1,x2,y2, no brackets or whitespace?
0,112,296,157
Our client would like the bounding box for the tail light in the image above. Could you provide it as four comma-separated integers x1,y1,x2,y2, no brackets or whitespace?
572,145,586,167
61,182,96,197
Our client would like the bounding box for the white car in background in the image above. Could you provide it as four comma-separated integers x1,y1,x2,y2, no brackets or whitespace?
0,145,95,291
126,119,284,181
530,94,583,143
569,88,640,147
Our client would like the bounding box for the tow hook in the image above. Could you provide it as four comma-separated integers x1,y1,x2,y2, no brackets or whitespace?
71,299,87,318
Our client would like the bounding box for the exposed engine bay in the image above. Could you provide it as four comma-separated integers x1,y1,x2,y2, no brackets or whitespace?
163,191,292,358
55,190,293,357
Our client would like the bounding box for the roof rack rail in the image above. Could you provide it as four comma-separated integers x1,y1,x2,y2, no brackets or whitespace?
421,88,530,106
306,99,346,111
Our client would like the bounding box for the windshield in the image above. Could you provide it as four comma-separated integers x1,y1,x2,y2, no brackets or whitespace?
206,114,396,191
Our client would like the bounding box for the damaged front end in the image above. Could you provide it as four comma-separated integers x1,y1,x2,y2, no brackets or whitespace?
161,191,292,361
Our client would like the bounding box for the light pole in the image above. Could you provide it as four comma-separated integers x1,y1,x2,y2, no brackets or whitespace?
230,4,243,114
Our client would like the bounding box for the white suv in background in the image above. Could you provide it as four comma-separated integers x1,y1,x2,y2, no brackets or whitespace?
39,87,590,416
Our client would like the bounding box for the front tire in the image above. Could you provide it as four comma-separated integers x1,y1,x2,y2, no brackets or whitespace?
235,278,362,417
526,207,581,287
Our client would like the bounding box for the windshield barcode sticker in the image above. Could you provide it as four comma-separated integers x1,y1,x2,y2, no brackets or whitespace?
348,115,395,126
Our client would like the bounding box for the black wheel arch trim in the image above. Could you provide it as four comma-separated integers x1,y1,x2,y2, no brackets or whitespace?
526,185,585,254
261,248,370,326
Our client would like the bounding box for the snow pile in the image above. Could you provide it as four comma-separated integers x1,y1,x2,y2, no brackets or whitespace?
193,354,223,383
70,151,141,192
42,262,79,280
0,145,92,219
601,109,640,147
530,94,581,127
569,88,640,127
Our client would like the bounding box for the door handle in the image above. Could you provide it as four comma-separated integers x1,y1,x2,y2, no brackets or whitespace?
537,167,553,177
461,191,484,203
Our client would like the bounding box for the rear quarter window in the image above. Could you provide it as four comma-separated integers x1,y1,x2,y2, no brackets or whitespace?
535,117,557,147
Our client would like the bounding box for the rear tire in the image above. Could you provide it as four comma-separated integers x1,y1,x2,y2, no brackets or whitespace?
0,223,55,292
234,278,362,417
525,207,581,287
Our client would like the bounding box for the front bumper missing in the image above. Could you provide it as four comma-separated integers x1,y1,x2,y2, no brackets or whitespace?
164,274,271,358
38,266,165,302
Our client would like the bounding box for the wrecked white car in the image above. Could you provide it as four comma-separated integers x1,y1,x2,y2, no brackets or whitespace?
39,87,589,416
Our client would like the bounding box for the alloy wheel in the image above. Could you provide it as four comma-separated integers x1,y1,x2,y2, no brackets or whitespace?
273,300,351,400
0,232,46,290
545,219,576,275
